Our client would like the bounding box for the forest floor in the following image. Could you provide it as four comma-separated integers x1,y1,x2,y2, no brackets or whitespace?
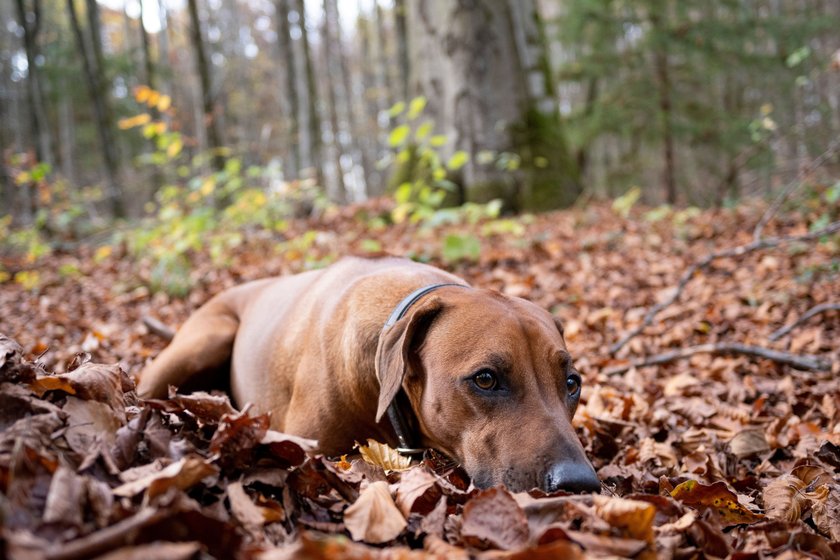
0,199,839,558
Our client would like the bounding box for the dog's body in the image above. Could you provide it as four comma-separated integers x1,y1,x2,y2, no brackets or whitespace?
138,256,599,493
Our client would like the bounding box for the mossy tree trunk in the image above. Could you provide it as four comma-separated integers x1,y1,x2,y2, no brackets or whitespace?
406,0,581,211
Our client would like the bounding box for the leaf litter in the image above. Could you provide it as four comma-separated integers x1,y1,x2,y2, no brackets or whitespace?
1,201,839,558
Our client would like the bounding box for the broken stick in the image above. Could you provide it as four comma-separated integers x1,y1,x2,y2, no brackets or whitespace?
609,219,840,354
603,342,832,376
769,302,840,341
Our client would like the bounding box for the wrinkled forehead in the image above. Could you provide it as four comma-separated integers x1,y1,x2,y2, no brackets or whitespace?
421,289,569,367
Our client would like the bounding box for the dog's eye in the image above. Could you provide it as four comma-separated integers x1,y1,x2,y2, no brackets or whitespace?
566,373,581,396
473,370,498,391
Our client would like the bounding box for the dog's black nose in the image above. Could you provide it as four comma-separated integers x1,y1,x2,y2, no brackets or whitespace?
545,461,601,493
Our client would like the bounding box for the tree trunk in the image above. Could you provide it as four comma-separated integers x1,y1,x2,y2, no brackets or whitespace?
276,0,300,179
321,0,346,202
407,0,581,210
374,1,394,113
297,0,323,187
67,0,125,217
652,29,676,205
187,0,225,172
14,0,54,167
138,0,156,89
394,0,410,101
335,1,373,197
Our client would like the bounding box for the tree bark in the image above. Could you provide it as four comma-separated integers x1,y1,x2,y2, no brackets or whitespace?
394,0,409,101
13,0,54,167
187,0,225,172
407,0,580,209
321,0,346,202
138,0,156,89
297,0,323,187
276,0,300,179
67,0,125,217
651,12,676,205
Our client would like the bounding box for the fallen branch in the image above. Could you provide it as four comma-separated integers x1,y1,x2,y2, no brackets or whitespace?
609,220,840,354
603,342,832,376
769,302,840,341
142,316,175,341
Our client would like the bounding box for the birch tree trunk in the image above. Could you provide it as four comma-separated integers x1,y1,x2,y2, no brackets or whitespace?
407,0,580,210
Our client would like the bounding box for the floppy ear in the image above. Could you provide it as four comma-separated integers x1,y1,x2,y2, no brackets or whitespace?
374,296,443,422
553,316,565,338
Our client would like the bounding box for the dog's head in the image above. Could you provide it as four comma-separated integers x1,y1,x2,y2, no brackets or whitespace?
375,287,599,493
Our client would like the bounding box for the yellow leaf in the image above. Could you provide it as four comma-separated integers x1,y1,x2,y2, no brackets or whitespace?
167,137,183,158
14,270,40,290
118,113,151,130
94,245,112,263
199,177,216,197
157,94,172,112
134,85,151,103
147,91,161,108
356,439,412,472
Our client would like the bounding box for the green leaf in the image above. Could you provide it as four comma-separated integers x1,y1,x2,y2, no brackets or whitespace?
429,135,447,148
389,125,411,147
447,150,470,171
415,121,433,142
612,186,641,218
407,96,427,120
785,46,811,68
394,182,413,203
388,101,406,118
442,233,481,263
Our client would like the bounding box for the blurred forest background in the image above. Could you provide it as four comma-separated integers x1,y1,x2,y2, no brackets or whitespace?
1,0,840,240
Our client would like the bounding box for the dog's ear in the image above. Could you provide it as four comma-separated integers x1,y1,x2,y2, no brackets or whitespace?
553,316,565,338
375,296,443,422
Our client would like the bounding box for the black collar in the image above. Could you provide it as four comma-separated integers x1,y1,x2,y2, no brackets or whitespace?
381,283,465,455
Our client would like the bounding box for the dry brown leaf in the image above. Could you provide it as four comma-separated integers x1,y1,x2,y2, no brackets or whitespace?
728,428,770,458
593,494,656,543
343,480,406,544
112,455,218,499
228,480,268,535
394,465,441,516
356,439,412,472
43,465,85,526
62,395,122,456
671,479,764,525
461,487,530,551
807,483,840,541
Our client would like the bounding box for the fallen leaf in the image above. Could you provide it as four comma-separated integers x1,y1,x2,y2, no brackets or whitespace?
671,479,764,525
461,487,530,551
356,439,412,472
113,455,218,499
343,480,406,544
593,494,656,543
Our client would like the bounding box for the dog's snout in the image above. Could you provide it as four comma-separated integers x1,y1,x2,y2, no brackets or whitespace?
545,461,601,494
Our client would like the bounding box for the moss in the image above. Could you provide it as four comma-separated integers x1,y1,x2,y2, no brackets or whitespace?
511,107,582,212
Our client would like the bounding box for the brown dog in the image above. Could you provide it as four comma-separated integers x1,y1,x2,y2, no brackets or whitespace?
137,256,599,493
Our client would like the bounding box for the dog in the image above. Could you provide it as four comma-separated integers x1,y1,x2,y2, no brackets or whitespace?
137,256,600,493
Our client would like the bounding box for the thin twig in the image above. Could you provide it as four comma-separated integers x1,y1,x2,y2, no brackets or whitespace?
769,303,840,341
142,316,175,341
603,342,832,376
609,219,840,354
753,137,840,241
